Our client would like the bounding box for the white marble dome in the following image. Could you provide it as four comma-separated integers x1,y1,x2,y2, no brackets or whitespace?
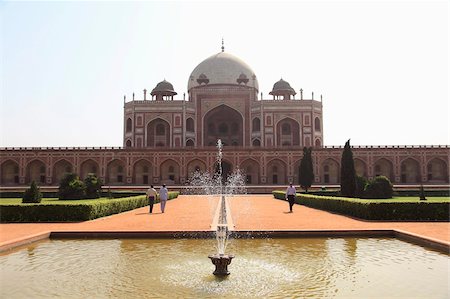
188,51,259,91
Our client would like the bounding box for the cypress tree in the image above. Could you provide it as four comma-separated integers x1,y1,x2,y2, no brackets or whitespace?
299,147,314,192
340,139,356,197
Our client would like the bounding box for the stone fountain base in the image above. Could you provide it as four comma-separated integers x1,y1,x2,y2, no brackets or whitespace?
208,254,234,275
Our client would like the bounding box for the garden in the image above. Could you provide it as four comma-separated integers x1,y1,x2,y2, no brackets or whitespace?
0,173,179,222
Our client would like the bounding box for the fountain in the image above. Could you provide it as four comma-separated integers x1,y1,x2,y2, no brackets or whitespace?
207,139,235,275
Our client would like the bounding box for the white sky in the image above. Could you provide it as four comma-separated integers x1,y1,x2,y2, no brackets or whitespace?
1,1,449,147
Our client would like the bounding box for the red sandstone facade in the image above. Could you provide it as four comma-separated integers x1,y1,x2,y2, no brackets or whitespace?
1,49,449,187
0,146,449,187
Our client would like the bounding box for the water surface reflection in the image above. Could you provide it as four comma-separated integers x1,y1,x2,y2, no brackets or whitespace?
0,238,448,298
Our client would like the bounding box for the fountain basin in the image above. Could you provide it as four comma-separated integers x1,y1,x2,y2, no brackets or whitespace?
1,237,448,298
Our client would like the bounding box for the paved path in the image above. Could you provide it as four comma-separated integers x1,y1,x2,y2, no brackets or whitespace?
229,195,450,243
1,195,449,251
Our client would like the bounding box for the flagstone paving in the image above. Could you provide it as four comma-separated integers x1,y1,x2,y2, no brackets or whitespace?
1,195,449,252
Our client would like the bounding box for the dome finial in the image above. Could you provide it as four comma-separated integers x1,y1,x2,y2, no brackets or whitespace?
221,38,224,52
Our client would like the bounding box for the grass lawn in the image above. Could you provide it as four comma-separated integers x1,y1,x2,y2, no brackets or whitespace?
0,196,146,205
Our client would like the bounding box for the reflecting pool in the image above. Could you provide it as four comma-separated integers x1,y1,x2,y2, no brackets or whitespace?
0,237,448,298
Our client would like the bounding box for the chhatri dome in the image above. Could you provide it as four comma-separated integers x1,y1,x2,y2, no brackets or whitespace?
188,43,259,92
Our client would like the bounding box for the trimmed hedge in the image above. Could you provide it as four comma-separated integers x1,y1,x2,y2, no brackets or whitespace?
0,190,147,199
272,191,450,221
0,192,179,223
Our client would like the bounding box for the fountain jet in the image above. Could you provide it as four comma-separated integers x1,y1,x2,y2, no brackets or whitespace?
208,139,235,276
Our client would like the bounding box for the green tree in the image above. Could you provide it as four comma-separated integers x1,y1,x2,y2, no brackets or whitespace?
59,173,86,200
84,173,103,199
340,139,356,197
365,176,393,199
299,147,314,192
22,181,42,203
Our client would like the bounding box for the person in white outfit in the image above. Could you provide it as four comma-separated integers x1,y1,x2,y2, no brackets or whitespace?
159,184,169,213
285,183,297,212
146,185,158,213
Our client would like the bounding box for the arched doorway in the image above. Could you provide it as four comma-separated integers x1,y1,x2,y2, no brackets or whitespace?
322,159,339,184
400,158,420,183
354,159,367,177
53,159,73,185
374,158,394,181
215,160,233,182
80,159,99,180
266,159,287,185
204,105,243,146
427,158,448,183
240,159,260,185
160,159,180,184
187,159,207,179
133,159,152,185
26,160,46,184
276,118,300,146
147,118,170,147
1,160,19,185
106,159,126,185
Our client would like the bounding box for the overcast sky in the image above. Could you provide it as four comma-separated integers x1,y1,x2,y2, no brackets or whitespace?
1,1,448,147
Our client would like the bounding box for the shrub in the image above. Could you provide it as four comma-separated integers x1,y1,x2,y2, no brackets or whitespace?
355,175,368,198
272,191,449,221
84,174,102,199
365,176,393,199
1,192,181,222
22,181,42,203
59,173,86,200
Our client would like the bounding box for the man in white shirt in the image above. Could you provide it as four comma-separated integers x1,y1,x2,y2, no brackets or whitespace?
159,184,169,213
146,185,158,213
285,182,297,213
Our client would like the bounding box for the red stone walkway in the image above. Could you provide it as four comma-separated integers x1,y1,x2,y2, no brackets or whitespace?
1,195,449,252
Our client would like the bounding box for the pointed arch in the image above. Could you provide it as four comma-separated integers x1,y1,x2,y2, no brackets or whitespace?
322,158,340,184
373,158,394,181
186,139,195,147
80,159,99,180
146,118,171,147
314,117,321,131
400,158,420,183
275,117,300,147
252,138,261,147
1,159,19,185
126,118,132,132
186,117,195,132
354,158,367,177
203,104,243,147
53,159,73,184
315,138,322,147
106,159,126,185
160,159,180,184
186,159,207,179
214,159,233,182
266,158,287,185
252,117,261,132
133,159,152,185
427,158,448,183
26,159,46,184
240,158,260,184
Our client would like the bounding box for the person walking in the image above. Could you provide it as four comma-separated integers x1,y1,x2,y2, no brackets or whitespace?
285,182,297,213
146,185,157,213
159,184,169,213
